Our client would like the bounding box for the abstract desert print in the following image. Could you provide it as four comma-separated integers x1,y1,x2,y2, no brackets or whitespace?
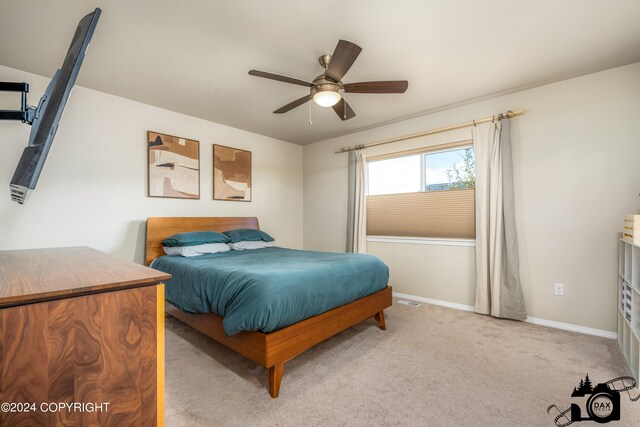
213,145,251,201
148,131,200,199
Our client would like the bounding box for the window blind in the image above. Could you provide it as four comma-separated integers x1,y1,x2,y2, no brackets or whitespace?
366,188,475,238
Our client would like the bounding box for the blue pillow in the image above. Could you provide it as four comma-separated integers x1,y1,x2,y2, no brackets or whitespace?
223,228,275,243
162,231,230,247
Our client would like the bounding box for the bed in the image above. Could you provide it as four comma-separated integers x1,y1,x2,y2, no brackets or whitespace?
145,216,392,398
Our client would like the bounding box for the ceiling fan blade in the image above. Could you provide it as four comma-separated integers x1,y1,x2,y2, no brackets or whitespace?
344,81,408,94
249,69,312,87
332,98,356,121
325,40,362,82
274,95,312,114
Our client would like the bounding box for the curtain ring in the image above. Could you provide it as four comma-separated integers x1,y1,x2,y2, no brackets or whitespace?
491,115,495,123
472,119,476,127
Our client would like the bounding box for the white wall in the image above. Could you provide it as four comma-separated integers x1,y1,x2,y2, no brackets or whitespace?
303,62,640,333
3,62,639,333
0,65,303,264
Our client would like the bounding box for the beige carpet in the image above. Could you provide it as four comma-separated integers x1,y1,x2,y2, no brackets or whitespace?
165,300,640,426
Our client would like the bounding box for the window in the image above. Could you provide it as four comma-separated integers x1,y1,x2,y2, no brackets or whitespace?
367,146,475,195
368,155,421,196
425,147,475,191
366,142,476,239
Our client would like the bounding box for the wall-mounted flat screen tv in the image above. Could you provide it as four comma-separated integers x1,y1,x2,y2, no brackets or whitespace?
7,8,101,204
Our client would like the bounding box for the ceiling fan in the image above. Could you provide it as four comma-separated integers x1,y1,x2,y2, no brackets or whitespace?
248,40,408,121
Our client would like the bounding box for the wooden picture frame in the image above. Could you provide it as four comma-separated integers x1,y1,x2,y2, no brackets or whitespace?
147,131,200,199
213,144,252,202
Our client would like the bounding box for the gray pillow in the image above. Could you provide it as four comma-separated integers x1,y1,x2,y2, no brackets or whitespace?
228,241,275,251
163,243,231,257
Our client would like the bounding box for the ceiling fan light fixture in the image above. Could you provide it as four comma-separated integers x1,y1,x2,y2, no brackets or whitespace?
249,40,407,121
313,90,341,107
311,83,342,107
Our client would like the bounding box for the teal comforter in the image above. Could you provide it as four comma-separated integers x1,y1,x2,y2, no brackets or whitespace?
152,247,389,336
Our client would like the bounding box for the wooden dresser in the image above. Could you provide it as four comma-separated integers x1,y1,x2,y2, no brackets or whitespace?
0,246,170,426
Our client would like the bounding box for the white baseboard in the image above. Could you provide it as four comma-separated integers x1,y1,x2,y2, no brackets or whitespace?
524,317,617,339
392,291,617,340
393,291,475,312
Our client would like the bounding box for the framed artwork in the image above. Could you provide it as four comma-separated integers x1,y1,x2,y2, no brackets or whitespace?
213,144,252,202
147,131,200,199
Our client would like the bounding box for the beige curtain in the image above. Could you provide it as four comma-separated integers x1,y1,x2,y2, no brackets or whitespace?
473,119,526,320
346,149,367,253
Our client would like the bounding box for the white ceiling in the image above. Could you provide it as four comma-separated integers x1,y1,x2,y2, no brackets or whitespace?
1,0,639,145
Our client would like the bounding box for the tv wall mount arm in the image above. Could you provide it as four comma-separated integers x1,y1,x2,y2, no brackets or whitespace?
0,82,37,125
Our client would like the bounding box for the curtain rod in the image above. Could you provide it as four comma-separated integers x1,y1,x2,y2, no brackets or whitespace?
335,108,525,154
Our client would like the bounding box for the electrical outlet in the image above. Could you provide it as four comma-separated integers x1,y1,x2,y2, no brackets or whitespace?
554,283,564,296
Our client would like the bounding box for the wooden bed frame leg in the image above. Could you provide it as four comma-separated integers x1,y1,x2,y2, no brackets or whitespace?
374,311,386,330
268,363,284,398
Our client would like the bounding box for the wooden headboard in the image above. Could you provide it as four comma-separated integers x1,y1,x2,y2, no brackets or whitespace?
145,217,260,265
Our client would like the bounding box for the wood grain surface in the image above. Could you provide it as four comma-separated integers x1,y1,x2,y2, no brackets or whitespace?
0,247,171,308
145,217,259,265
0,285,161,427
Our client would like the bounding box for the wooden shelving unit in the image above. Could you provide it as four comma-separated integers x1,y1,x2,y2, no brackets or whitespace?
618,239,640,382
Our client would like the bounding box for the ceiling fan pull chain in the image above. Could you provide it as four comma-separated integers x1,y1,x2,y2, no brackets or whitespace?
308,100,312,125
343,93,347,120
